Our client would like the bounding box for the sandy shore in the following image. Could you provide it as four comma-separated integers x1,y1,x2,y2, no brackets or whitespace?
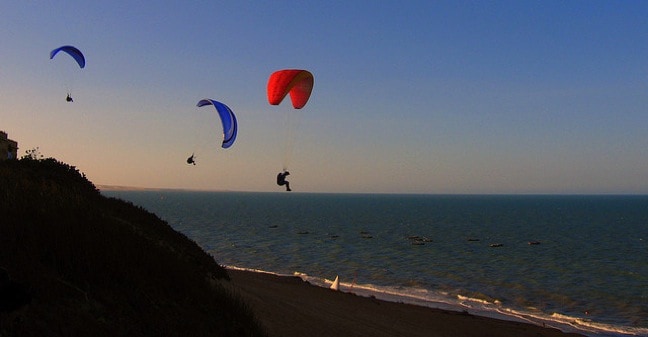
225,269,586,337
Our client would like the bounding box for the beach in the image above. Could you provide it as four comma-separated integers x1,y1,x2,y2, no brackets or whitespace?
225,269,586,337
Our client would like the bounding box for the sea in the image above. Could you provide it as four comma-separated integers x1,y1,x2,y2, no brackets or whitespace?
101,191,648,337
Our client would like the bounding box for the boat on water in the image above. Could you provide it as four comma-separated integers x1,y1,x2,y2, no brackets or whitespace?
330,275,339,291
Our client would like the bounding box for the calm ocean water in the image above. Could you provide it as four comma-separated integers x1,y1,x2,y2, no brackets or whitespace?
102,191,647,337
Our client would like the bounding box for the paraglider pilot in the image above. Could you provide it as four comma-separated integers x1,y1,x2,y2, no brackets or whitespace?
277,171,291,191
66,93,73,102
187,153,196,165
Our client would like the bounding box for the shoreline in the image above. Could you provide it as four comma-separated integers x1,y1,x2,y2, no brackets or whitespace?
224,268,587,337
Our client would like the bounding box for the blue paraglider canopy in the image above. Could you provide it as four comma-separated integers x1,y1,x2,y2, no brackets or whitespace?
50,45,85,69
197,99,238,149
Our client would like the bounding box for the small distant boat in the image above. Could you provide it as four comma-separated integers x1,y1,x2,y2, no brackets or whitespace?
330,275,339,291
528,241,541,245
489,243,503,248
408,235,432,243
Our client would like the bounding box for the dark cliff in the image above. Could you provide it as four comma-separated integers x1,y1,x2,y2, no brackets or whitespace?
0,157,265,336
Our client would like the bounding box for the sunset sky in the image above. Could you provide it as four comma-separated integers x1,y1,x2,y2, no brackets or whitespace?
2,1,647,194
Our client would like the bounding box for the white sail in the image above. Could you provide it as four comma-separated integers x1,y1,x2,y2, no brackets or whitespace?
330,275,339,291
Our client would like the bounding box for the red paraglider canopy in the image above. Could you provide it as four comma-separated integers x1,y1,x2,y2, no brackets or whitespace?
267,69,314,109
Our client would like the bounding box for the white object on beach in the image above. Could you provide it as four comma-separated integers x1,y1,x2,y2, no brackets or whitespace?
330,275,339,291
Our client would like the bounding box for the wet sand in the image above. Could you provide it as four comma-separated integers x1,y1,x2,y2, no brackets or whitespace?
225,269,586,337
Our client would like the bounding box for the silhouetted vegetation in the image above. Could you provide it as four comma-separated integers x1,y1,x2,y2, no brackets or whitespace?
0,157,266,336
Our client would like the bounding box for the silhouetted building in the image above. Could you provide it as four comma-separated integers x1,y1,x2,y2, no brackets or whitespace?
0,131,18,160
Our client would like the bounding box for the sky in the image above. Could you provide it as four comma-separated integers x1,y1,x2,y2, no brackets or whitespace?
1,1,647,194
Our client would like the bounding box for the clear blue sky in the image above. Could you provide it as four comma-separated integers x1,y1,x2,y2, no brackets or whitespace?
2,1,647,194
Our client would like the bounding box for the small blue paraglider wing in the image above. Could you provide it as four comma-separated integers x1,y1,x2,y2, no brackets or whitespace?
50,45,86,69
197,99,238,149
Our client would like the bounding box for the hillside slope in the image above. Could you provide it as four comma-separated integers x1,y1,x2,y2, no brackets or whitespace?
0,158,266,336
